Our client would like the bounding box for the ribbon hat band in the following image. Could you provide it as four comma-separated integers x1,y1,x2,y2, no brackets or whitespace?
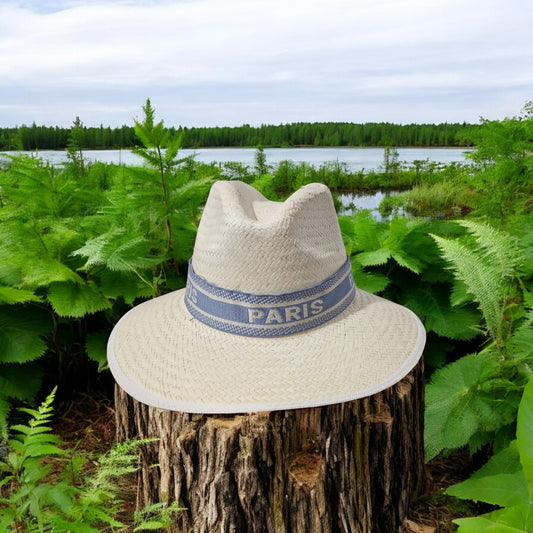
185,257,356,338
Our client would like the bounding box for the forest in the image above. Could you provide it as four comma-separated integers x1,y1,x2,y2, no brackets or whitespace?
0,100,532,531
0,119,479,151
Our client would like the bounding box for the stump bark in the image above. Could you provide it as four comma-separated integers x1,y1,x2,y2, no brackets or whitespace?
115,359,424,533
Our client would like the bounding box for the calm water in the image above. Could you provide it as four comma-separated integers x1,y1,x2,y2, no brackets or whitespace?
1,146,471,220
1,146,472,173
337,190,401,219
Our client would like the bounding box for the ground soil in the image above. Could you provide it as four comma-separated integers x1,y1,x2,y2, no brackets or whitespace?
52,392,490,533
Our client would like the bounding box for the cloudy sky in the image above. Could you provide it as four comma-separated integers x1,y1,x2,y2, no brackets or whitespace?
1,0,531,128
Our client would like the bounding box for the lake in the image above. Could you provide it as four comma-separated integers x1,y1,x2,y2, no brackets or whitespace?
1,146,472,220
1,146,472,173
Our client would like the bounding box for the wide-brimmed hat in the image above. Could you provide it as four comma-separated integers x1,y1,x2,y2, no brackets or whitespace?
107,181,425,413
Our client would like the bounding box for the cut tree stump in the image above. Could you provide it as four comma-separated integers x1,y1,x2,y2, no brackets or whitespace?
115,359,425,533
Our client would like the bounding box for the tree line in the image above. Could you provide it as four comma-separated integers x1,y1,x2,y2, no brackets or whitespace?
0,120,478,151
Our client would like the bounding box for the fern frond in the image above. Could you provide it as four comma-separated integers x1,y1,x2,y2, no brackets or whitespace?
431,234,504,340
11,388,65,461
90,438,158,493
106,237,163,272
460,220,523,281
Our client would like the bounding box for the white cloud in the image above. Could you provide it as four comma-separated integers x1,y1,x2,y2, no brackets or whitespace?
0,0,532,126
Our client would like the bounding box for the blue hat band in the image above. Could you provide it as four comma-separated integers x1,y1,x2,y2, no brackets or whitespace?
184,257,356,338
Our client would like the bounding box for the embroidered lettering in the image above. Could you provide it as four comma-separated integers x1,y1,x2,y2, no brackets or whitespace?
248,309,265,323
310,299,324,315
284,306,301,322
265,309,284,324
185,257,355,337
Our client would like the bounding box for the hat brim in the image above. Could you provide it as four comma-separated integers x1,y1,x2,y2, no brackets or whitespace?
107,288,425,413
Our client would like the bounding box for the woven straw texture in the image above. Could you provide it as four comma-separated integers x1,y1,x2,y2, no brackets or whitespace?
107,181,425,413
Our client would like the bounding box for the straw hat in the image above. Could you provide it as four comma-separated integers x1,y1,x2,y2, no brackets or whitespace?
107,180,425,413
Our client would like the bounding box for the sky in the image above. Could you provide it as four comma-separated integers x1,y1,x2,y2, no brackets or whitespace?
0,0,532,128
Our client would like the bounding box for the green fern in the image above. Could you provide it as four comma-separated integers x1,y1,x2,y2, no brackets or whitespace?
133,501,185,531
460,220,523,280
431,221,523,345
0,389,178,532
432,235,502,336
425,221,531,459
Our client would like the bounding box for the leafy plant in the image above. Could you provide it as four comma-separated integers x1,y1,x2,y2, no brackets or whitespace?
463,103,533,226
340,212,481,367
0,388,182,532
445,374,533,531
425,220,532,460
0,101,216,424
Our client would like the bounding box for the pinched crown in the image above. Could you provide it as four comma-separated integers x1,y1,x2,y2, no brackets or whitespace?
191,181,347,294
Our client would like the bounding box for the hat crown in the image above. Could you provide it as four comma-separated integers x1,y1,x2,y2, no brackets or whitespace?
192,181,347,294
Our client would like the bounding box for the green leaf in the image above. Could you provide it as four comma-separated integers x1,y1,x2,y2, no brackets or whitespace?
349,212,387,252
450,472,527,507
0,264,23,286
517,375,533,500
21,257,84,289
404,284,480,340
85,331,109,371
447,443,529,507
134,521,170,531
47,281,111,318
349,260,390,293
423,338,455,368
50,518,101,533
0,286,40,305
0,363,43,402
450,279,476,307
354,248,391,267
507,316,533,362
455,504,533,532
98,269,149,303
0,395,10,436
43,483,74,514
390,250,422,273
74,231,163,273
0,306,51,363
425,353,499,460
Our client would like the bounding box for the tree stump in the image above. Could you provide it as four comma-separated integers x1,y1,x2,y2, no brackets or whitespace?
115,359,424,533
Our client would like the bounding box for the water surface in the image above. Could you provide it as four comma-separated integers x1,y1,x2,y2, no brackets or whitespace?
2,146,472,173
